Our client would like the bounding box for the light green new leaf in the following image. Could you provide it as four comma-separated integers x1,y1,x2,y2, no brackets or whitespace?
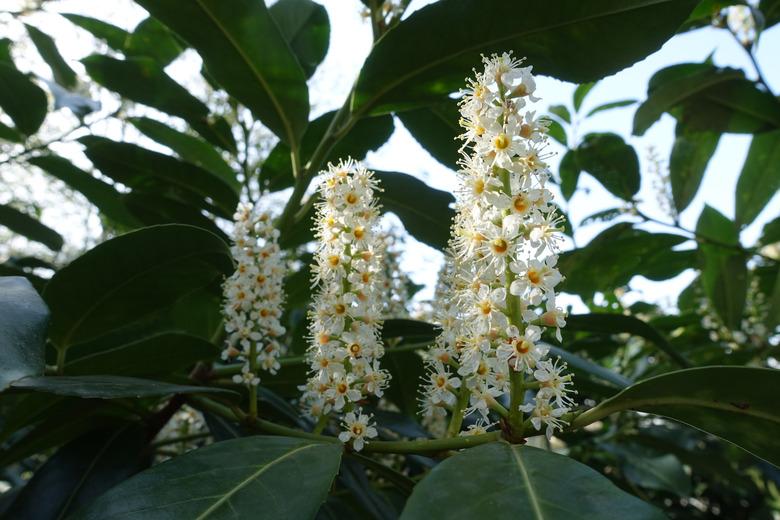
136,0,309,148
585,99,636,118
572,366,780,467
0,277,48,391
401,442,664,519
695,206,747,329
43,224,232,349
353,0,698,114
735,129,780,227
669,124,719,213
573,82,596,112
72,436,342,519
0,203,63,251
10,375,233,399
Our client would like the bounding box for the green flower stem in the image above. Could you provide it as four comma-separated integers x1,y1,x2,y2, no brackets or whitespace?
312,413,330,435
508,369,526,438
445,383,471,437
187,396,502,454
248,343,258,421
55,347,67,375
210,341,433,377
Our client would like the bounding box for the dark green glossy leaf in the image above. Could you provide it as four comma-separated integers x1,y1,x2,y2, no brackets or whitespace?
761,216,780,245
397,102,461,170
28,154,140,228
384,350,425,416
11,375,232,399
695,206,746,329
558,149,579,200
270,0,330,79
374,171,455,250
261,111,394,191
579,207,622,226
572,366,780,467
573,82,596,112
123,191,229,241
25,23,78,88
0,120,22,142
0,277,48,391
72,436,342,519
137,0,309,148
80,136,239,218
566,313,690,368
353,0,698,114
62,13,130,51
65,332,219,377
82,55,236,152
547,344,631,389
43,224,232,349
669,124,719,213
735,129,780,227
606,444,692,495
4,426,151,520
125,17,184,67
576,132,640,200
382,319,438,344
0,203,63,251
128,116,238,190
0,61,48,135
549,104,571,123
401,442,664,519
585,99,636,117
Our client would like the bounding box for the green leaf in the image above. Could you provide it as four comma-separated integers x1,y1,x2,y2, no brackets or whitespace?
606,444,692,495
28,154,140,228
383,350,425,416
0,120,23,142
0,203,63,251
353,0,698,114
125,17,184,67
549,104,571,124
546,119,567,147
137,0,309,148
0,277,48,391
82,55,236,153
585,99,636,117
558,149,579,200
695,206,747,329
128,117,238,190
401,442,664,519
634,62,780,135
566,313,690,368
4,426,151,520
10,375,233,399
25,24,78,88
374,171,455,251
547,344,631,389
735,129,780,227
397,102,462,170
0,61,48,135
269,0,330,79
261,111,394,191
572,366,780,467
43,224,232,349
80,136,239,218
65,331,219,377
669,124,719,213
62,13,130,51
123,191,229,241
573,82,596,112
72,436,342,519
576,133,640,200
760,216,780,245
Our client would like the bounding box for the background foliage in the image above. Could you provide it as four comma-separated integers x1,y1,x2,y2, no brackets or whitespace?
1,0,779,518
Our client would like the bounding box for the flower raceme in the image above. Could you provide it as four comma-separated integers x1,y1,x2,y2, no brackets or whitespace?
300,159,388,451
421,53,575,440
221,203,287,387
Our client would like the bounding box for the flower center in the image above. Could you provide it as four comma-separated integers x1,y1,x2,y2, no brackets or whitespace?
328,255,340,267
352,424,364,436
491,238,508,254
337,383,348,394
493,133,510,150
478,300,492,315
435,375,447,388
334,303,346,315
527,269,541,285
513,195,529,213
353,226,365,239
349,343,361,356
345,192,358,205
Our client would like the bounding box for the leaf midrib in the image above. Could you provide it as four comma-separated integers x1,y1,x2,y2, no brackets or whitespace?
193,0,298,150
511,447,544,520
356,0,683,114
194,443,318,519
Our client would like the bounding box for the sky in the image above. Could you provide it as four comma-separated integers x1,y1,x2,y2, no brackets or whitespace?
2,0,779,311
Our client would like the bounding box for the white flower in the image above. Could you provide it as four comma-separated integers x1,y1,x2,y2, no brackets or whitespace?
520,394,569,440
338,409,378,451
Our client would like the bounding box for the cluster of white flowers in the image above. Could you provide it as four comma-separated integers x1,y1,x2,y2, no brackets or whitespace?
420,53,574,439
299,159,390,450
222,203,287,386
